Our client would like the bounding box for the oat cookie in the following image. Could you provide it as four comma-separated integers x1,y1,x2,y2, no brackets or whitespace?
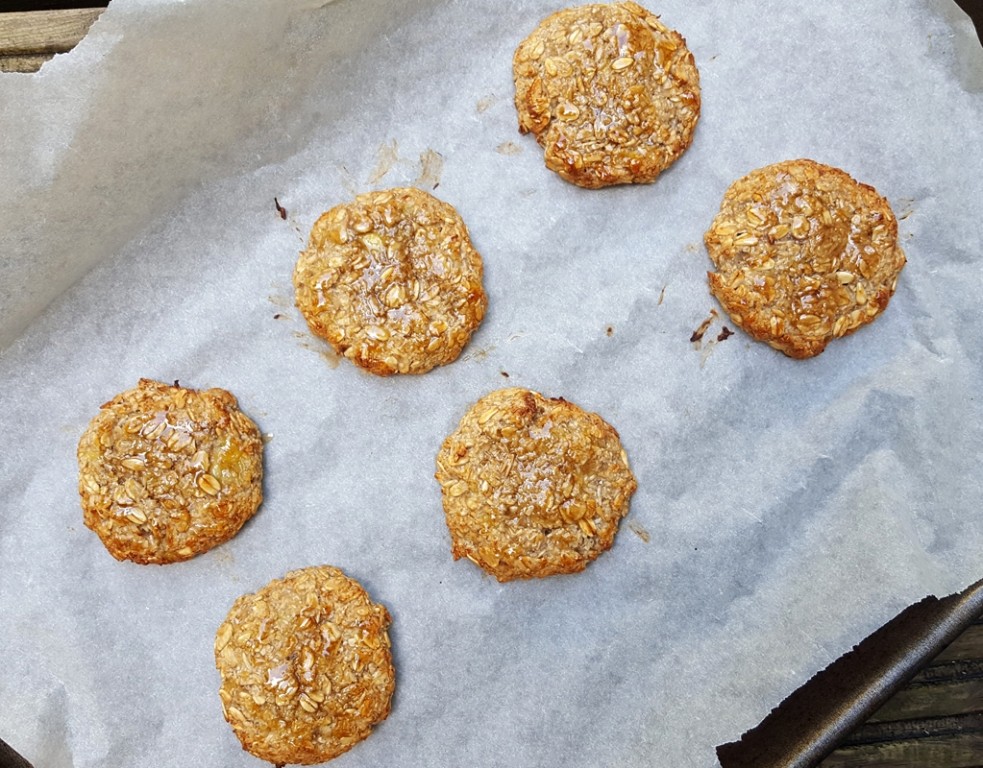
293,187,487,376
215,566,395,766
77,379,263,564
705,159,907,358
513,2,700,188
436,388,637,582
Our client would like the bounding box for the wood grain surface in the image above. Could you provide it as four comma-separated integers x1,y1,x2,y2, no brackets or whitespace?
0,8,102,71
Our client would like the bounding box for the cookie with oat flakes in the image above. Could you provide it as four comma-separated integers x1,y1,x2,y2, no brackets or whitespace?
77,379,263,564
436,388,637,582
293,187,487,376
513,2,700,188
215,565,395,766
705,159,907,358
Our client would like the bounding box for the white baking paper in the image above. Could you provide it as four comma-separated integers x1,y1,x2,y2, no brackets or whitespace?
1,1,982,766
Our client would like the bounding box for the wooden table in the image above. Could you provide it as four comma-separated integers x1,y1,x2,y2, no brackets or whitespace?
2,5,982,767
0,8,103,72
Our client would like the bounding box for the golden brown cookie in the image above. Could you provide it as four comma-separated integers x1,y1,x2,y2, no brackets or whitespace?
513,2,700,188
215,565,395,766
705,159,907,358
436,388,637,582
77,379,263,564
293,188,487,376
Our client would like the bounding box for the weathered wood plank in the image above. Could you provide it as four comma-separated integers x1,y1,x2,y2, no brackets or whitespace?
869,679,983,722
822,732,983,768
937,625,983,663
841,713,983,747
0,53,51,72
0,8,102,56
914,659,983,685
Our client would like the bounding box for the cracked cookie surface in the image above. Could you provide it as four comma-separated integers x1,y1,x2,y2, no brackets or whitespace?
705,159,907,358
436,388,637,582
215,565,395,765
513,2,700,188
77,379,263,564
294,187,487,376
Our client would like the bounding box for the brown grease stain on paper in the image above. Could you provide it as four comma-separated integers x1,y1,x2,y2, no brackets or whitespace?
369,139,399,184
338,164,359,197
414,149,444,190
629,521,651,543
691,310,728,367
496,141,523,156
690,310,719,344
292,330,341,368
462,344,497,363
365,141,444,190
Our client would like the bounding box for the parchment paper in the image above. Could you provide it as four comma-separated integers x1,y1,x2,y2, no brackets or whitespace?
2,1,982,766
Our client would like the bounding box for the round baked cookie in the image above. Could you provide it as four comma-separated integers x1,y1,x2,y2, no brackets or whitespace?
77,379,263,564
215,565,395,766
705,159,907,358
293,187,488,376
513,2,700,189
436,388,637,582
